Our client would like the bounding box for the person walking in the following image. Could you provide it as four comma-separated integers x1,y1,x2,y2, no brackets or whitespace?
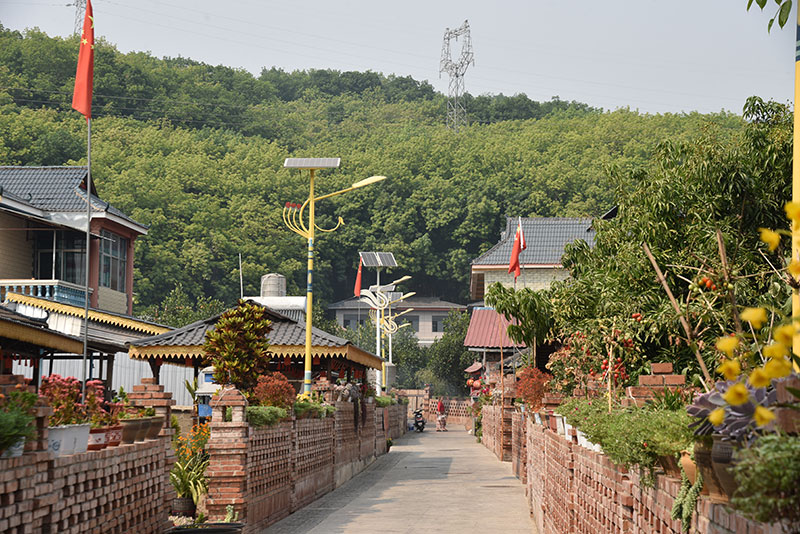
436,397,447,431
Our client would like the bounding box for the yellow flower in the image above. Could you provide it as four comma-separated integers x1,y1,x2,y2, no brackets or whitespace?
790,261,800,279
759,228,781,251
708,407,725,426
715,336,739,357
763,343,788,359
753,405,775,427
764,357,792,379
722,382,749,406
785,201,800,223
748,367,771,388
717,359,741,381
773,324,795,347
740,307,768,329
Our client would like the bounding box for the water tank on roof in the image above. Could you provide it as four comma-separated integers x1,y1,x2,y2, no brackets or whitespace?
261,273,286,297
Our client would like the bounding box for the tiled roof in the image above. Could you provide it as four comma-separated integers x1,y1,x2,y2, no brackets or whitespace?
130,303,360,352
463,307,525,350
328,296,466,311
0,166,143,229
472,217,594,266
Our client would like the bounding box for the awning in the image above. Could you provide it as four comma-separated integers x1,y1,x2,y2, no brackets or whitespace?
464,361,483,373
0,305,84,355
463,307,526,350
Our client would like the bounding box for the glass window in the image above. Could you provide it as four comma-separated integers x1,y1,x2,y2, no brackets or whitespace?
432,315,448,333
34,230,85,284
343,314,366,330
99,230,128,292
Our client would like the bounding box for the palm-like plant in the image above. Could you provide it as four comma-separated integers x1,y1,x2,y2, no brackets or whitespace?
170,453,209,505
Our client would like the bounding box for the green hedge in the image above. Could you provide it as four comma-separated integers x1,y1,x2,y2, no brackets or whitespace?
246,406,288,427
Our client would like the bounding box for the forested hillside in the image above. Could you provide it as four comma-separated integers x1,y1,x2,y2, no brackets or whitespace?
0,26,745,312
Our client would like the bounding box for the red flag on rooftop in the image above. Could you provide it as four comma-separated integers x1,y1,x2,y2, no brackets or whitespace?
71,0,94,118
353,257,363,298
507,217,527,280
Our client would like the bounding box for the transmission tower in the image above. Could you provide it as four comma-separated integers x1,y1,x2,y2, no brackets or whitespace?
439,20,474,132
73,0,86,36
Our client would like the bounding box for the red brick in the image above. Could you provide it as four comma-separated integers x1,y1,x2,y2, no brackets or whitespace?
664,375,686,386
639,375,664,386
651,362,673,374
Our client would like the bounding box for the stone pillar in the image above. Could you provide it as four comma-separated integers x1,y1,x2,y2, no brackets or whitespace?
128,377,176,438
205,387,248,522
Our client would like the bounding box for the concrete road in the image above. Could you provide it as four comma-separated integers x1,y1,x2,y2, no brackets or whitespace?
263,428,535,534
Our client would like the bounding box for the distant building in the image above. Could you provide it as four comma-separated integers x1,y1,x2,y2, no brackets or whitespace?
469,217,596,300
328,296,466,347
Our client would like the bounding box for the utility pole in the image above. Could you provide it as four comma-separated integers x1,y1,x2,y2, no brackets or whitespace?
73,0,87,36
440,20,474,132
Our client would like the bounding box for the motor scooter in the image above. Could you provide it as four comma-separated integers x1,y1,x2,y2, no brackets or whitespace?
413,409,425,432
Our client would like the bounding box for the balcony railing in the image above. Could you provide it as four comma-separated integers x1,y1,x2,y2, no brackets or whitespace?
0,279,93,308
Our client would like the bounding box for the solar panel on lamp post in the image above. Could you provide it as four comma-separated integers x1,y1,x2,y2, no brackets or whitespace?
283,158,386,397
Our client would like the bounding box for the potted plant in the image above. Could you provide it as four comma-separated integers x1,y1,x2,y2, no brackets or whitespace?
86,380,109,451
115,387,146,444
143,407,165,439
0,385,39,458
40,374,89,456
169,452,209,518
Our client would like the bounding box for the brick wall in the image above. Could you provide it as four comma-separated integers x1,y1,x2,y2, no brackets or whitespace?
520,417,783,534
479,399,513,462
205,391,406,532
511,412,526,485
425,398,473,427
0,375,173,534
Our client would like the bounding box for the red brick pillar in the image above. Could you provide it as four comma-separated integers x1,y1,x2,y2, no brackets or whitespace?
205,387,248,522
129,377,176,438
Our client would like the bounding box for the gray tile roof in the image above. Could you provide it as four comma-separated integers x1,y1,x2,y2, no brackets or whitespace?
129,303,355,350
328,296,465,311
0,166,143,228
472,217,594,266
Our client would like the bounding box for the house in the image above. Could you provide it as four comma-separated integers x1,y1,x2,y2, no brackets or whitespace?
469,217,595,301
328,296,466,347
0,166,147,314
0,166,179,396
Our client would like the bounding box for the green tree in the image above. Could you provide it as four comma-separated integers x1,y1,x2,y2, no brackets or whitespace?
485,283,553,367
203,300,272,395
426,311,473,395
139,283,228,327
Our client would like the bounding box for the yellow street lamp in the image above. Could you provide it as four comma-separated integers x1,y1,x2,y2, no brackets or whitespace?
283,158,386,396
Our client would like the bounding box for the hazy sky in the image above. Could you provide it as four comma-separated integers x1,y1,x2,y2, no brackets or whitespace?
1,0,795,114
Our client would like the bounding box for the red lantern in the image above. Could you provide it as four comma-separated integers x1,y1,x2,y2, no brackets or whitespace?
473,379,482,388
467,378,474,387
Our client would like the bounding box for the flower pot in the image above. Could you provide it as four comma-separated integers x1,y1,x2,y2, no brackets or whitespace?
657,454,681,479
171,496,196,517
679,450,697,486
145,415,165,440
711,435,738,499
533,412,542,425
694,439,726,502
105,425,122,447
576,430,589,449
1,438,25,458
48,425,68,457
166,523,244,533
72,423,90,454
120,419,141,444
87,427,108,451
134,417,152,442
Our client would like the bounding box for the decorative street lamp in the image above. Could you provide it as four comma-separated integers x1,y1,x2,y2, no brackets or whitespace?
360,278,413,394
283,157,386,397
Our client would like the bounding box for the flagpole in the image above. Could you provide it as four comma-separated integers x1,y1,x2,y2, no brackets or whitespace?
81,117,91,402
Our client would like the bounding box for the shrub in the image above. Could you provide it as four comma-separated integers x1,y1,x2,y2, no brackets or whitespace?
375,396,393,408
253,372,296,409
516,367,550,410
294,400,335,419
246,406,288,427
731,434,800,532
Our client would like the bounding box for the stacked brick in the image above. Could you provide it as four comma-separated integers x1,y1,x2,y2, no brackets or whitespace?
520,420,784,534
425,398,474,426
480,405,499,458
292,418,334,512
387,404,407,439
205,393,403,532
374,409,388,455
542,426,575,534
511,412,527,485
572,444,632,534
0,375,173,534
625,363,686,407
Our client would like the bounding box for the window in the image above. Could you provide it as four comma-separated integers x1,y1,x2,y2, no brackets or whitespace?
35,231,86,284
100,230,128,292
432,315,448,333
342,314,367,330
402,315,419,333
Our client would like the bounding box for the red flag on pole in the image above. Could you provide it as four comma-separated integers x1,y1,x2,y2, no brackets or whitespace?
72,0,94,118
508,217,527,279
353,257,363,298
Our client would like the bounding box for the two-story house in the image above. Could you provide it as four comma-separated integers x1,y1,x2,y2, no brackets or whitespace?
0,166,147,314
328,296,466,347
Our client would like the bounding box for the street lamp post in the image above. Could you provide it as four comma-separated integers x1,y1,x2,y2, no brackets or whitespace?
283,158,386,396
